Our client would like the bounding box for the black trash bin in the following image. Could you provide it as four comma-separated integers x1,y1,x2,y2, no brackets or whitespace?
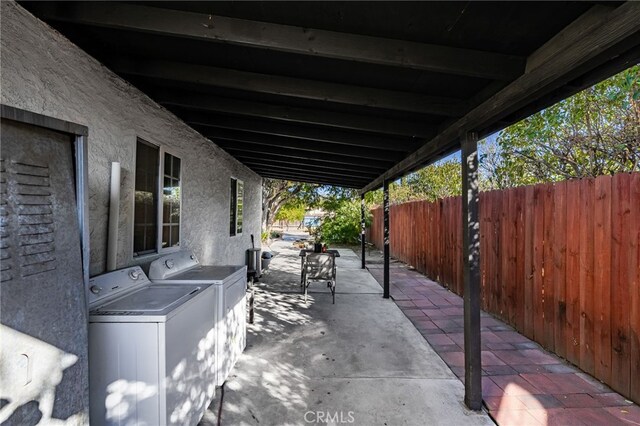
247,248,262,277
261,251,273,270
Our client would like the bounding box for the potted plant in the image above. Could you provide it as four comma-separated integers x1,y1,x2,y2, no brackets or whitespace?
310,227,323,253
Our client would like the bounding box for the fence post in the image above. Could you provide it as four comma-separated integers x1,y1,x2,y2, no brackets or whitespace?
462,131,482,410
361,193,366,269
383,179,390,299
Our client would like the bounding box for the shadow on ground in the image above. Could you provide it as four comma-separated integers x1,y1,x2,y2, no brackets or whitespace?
199,238,493,426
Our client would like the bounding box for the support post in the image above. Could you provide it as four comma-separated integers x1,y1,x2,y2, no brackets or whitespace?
361,193,366,269
462,132,482,410
383,179,390,299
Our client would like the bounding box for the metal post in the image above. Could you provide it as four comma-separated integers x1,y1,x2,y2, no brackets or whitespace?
383,179,390,299
462,132,482,410
361,193,366,269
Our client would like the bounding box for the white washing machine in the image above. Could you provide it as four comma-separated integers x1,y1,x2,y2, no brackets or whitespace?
88,266,216,426
148,251,247,387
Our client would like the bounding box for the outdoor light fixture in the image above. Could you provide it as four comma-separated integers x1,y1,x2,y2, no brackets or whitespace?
202,14,214,29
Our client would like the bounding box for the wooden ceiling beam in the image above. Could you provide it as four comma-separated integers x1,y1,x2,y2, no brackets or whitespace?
250,167,372,183
154,88,436,138
220,143,395,168
256,171,368,188
110,57,466,117
33,2,524,80
230,151,388,173
184,112,416,152
207,132,404,161
240,161,377,180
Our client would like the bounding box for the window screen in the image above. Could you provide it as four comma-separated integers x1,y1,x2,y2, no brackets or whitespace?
236,180,244,234
162,153,181,249
230,178,237,236
133,141,158,256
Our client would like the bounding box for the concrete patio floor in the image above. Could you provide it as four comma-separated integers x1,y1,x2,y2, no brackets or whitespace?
199,236,493,425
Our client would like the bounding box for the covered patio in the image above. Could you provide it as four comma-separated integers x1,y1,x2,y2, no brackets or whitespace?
2,1,639,424
201,235,493,425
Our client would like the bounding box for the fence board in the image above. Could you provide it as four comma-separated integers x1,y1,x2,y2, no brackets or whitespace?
480,193,488,310
553,181,568,360
508,189,518,326
533,186,545,342
611,174,631,396
593,175,612,385
630,173,640,403
524,186,535,339
543,185,555,351
514,186,526,333
368,173,640,403
502,191,511,321
565,179,582,366
579,178,595,375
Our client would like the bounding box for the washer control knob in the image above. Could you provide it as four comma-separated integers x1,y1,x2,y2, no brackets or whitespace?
165,259,174,269
90,285,102,295
190,254,196,260
128,269,141,280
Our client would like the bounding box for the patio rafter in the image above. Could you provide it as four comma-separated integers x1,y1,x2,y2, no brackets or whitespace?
241,161,378,181
184,111,419,152
33,1,525,80
229,151,388,174
207,133,405,162
154,88,437,138
109,58,467,117
221,143,395,169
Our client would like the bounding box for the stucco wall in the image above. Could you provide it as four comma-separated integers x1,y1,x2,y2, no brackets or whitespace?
1,1,263,277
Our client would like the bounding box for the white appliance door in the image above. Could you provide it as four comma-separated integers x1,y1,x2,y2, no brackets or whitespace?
163,287,216,425
89,322,160,426
217,276,246,386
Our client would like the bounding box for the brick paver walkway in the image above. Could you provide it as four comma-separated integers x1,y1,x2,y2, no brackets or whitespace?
367,263,639,426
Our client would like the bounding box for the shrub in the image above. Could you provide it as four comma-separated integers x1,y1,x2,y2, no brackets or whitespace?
319,200,371,244
269,230,282,239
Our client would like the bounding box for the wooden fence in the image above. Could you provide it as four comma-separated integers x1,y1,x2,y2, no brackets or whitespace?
368,173,640,403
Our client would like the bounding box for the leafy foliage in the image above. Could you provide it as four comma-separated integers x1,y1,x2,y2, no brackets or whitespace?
487,65,640,188
262,179,319,231
261,179,358,232
274,200,306,223
367,159,462,205
319,199,371,244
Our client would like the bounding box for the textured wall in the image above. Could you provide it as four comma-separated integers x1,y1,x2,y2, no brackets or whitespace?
0,1,262,277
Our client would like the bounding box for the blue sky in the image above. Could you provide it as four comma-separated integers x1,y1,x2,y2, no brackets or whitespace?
434,131,499,165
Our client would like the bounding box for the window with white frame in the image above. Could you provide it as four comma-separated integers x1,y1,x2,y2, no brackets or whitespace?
133,139,182,256
230,177,244,236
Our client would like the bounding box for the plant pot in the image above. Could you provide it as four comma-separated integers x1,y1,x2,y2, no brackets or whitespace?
313,243,323,253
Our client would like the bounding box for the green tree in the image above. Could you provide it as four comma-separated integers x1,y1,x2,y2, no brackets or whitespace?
320,199,372,244
492,65,640,188
275,200,306,229
367,159,462,205
262,179,319,232
262,179,358,233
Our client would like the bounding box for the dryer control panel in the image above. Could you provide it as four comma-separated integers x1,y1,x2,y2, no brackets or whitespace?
88,266,150,307
148,250,199,280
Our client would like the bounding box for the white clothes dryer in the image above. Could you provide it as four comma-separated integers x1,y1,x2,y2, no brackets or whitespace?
148,251,247,386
